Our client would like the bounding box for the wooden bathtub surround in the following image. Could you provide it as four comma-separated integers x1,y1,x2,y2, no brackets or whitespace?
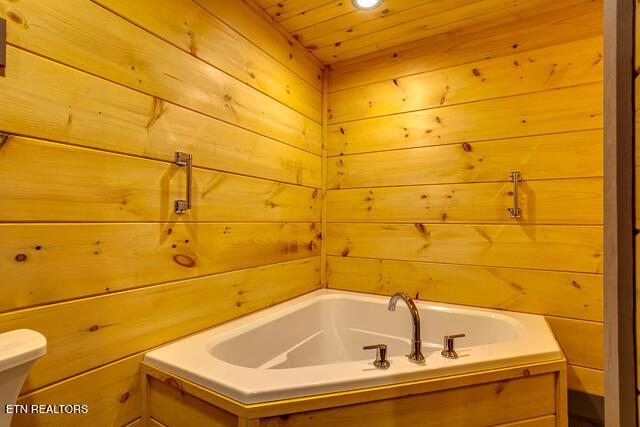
140,359,568,426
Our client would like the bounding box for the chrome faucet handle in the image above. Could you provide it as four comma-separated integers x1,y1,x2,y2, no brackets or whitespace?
441,334,466,359
363,344,391,369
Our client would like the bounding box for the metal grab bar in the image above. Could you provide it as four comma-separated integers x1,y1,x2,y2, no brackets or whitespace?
174,152,192,214
508,171,522,219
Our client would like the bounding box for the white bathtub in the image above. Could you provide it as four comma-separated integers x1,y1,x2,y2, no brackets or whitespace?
145,290,562,404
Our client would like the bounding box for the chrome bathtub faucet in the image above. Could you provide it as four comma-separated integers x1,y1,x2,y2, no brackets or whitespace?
387,293,425,364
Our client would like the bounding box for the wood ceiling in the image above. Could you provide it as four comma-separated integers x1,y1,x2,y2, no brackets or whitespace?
253,0,590,64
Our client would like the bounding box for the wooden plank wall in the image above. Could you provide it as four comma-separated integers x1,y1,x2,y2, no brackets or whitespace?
0,0,323,425
324,0,604,399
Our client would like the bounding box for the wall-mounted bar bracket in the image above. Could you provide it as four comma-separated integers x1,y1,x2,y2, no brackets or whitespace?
174,151,192,215
508,171,522,219
0,18,6,71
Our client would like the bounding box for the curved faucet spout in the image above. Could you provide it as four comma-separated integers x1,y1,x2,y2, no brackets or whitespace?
388,293,425,364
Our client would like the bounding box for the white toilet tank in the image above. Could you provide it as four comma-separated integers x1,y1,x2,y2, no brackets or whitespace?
0,330,46,427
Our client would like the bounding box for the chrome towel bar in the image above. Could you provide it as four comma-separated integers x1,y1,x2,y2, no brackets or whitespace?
175,151,192,214
508,171,522,219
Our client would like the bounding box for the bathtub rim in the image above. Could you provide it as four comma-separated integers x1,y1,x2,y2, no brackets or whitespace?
144,289,563,404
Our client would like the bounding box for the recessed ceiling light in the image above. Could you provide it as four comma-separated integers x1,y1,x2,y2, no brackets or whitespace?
351,0,383,10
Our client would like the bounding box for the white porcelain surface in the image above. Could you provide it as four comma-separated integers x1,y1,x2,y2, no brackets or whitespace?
145,290,562,404
0,329,47,427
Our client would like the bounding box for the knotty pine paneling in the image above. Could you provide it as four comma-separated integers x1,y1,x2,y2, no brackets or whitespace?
568,366,604,396
327,178,603,225
327,256,602,321
0,0,323,424
328,37,602,124
93,0,322,118
0,136,321,223
325,5,603,396
1,0,321,150
328,131,602,189
0,47,321,185
314,0,589,62
326,223,603,273
14,354,144,427
4,257,320,394
328,0,602,92
195,0,322,89
1,222,320,312
327,84,602,156
261,0,596,63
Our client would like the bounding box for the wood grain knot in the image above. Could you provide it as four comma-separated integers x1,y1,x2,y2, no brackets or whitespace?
119,392,130,403
88,325,99,332
173,254,196,268
14,254,27,262
165,377,185,396
7,11,23,25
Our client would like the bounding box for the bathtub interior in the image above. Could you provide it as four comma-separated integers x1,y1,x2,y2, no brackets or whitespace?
210,295,524,370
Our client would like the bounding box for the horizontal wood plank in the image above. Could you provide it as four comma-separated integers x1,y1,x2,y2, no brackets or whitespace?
327,84,602,156
274,0,435,34
259,374,556,426
0,257,321,393
311,0,590,62
1,0,322,147
0,47,322,186
13,353,143,427
326,256,603,321
194,0,322,90
546,317,603,370
1,223,320,311
262,0,334,27
0,136,321,222
326,223,603,273
294,0,470,47
328,37,602,123
326,178,603,225
327,130,603,189
93,0,322,120
328,1,602,91
567,366,604,396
